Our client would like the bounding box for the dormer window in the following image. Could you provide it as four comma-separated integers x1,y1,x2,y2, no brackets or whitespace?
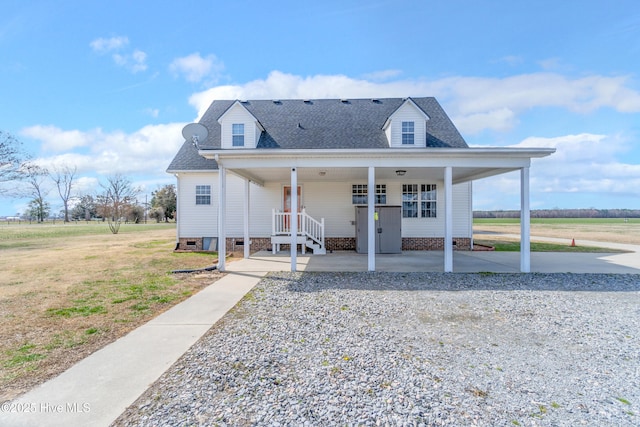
232,123,245,147
402,121,415,145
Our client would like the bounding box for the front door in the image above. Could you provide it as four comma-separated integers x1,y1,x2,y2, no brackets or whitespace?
283,186,302,230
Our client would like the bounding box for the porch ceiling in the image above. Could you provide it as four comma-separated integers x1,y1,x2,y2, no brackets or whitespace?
228,165,521,185
204,147,554,185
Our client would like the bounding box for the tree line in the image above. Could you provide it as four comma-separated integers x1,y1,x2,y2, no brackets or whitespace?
474,209,640,219
1,131,176,233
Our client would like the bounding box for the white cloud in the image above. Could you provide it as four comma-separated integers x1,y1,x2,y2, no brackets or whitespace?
90,35,147,73
498,56,524,66
143,108,160,118
89,36,129,53
21,125,90,151
24,123,186,177
112,49,147,73
362,69,403,81
474,133,640,209
169,53,224,83
189,71,640,133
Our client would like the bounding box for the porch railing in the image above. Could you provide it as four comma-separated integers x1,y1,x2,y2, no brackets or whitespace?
272,208,325,248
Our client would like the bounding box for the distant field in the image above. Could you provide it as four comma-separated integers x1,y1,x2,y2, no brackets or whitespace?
474,217,640,245
0,222,224,402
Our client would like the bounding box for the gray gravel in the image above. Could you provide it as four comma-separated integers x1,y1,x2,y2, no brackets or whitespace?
113,272,640,426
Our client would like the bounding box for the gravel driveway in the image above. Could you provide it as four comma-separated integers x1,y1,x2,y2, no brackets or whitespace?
114,272,639,426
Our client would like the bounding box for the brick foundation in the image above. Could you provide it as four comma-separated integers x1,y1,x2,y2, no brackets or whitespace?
326,237,356,251
177,237,471,252
402,237,471,251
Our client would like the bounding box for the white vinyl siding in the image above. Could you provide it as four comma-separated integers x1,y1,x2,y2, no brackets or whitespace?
219,103,259,149
176,174,472,240
177,173,217,238
386,102,427,147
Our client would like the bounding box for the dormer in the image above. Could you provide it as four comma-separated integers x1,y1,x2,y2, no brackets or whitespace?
217,101,264,149
383,98,430,148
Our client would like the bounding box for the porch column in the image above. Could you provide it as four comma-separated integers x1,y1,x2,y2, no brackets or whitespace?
367,166,375,271
444,166,453,273
243,178,250,259
217,165,227,272
290,167,298,272
520,167,531,272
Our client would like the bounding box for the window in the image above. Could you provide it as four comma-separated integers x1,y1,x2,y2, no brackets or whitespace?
401,121,414,145
421,184,437,217
352,184,387,204
232,123,244,147
403,184,437,218
195,185,211,205
402,184,418,217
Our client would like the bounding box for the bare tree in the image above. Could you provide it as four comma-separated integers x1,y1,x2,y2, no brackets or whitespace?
49,164,77,222
0,131,29,195
22,163,49,222
98,174,139,234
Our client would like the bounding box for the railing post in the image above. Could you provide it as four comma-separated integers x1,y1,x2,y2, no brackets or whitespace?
272,208,276,236
321,218,325,248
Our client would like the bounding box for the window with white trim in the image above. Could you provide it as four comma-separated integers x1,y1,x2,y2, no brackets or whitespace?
352,184,387,204
402,184,437,218
401,121,415,145
421,184,437,217
195,185,211,205
402,184,418,217
232,123,245,147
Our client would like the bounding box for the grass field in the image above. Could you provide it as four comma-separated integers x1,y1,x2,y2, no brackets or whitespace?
0,222,224,402
474,217,640,246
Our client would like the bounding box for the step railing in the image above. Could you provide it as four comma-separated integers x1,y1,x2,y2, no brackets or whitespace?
272,208,325,248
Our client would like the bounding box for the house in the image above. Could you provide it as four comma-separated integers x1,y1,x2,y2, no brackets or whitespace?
167,97,554,272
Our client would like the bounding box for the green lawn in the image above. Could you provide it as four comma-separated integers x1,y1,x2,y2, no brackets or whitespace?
474,217,640,226
474,239,625,252
0,222,175,249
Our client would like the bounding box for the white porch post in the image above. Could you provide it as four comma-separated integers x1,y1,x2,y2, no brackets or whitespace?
367,166,375,271
290,167,298,272
217,165,226,272
444,166,453,273
243,178,250,259
520,167,531,272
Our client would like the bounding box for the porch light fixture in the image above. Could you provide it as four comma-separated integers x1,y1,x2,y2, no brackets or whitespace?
395,170,406,176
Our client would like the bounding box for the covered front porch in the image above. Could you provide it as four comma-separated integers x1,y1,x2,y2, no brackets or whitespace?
205,147,554,273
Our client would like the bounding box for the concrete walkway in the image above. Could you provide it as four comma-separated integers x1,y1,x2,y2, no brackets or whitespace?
245,236,640,274
0,259,269,427
1,240,638,426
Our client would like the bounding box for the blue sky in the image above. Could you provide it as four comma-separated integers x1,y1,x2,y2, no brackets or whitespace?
1,0,639,216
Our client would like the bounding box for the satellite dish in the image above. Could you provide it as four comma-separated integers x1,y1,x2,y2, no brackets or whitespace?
182,123,209,148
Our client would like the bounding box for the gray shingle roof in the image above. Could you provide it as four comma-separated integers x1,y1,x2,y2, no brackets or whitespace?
167,97,467,171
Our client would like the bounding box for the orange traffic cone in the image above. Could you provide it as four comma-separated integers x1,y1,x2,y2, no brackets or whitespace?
570,239,576,247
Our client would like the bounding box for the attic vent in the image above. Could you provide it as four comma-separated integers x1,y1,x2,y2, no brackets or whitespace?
340,99,349,103
273,100,281,104
240,100,249,103
303,99,312,104
372,98,381,103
